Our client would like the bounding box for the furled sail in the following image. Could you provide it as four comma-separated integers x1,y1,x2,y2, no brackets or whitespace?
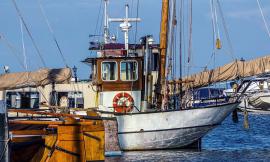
0,68,72,90
183,55,270,88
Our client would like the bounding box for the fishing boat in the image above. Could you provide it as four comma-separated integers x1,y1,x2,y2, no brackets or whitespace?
79,0,245,151
2,0,270,153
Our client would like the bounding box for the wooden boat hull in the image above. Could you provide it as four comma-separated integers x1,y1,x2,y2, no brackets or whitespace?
8,114,105,162
116,102,239,150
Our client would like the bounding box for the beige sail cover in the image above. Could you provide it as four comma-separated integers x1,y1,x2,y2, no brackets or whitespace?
183,55,270,88
0,68,72,90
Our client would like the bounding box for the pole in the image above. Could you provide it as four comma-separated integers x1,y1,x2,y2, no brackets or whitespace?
124,4,129,52
157,0,169,109
104,0,109,43
179,0,183,107
0,94,9,162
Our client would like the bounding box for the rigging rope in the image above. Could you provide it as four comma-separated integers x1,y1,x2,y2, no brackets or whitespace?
256,0,270,40
93,0,103,41
98,3,105,42
134,0,140,45
167,0,176,80
20,18,27,70
38,0,68,67
187,0,193,76
210,0,221,50
0,33,25,68
217,0,235,59
11,0,47,67
178,0,184,103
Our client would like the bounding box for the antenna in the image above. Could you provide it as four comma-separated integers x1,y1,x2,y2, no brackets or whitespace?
109,4,141,53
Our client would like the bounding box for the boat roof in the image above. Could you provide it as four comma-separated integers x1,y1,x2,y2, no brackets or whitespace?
89,42,159,50
82,56,143,64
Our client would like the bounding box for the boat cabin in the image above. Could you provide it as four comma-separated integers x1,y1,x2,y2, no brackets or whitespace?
83,42,160,113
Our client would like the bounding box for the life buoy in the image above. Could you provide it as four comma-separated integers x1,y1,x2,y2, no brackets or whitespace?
112,92,134,113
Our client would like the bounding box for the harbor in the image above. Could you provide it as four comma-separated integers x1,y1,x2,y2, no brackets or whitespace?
1,0,270,161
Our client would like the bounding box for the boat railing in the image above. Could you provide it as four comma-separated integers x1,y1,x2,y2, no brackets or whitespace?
186,96,238,108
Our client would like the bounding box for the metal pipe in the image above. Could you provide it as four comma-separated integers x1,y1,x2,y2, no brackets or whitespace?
124,4,129,52
144,40,149,102
104,0,109,43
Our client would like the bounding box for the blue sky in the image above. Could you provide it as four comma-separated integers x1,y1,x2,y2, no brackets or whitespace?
0,0,270,79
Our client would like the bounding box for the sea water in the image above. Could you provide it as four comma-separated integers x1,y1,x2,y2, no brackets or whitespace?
107,113,270,161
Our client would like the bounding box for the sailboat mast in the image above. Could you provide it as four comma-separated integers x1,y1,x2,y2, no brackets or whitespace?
157,0,169,107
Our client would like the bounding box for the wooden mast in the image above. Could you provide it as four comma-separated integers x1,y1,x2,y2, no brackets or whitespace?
157,0,169,108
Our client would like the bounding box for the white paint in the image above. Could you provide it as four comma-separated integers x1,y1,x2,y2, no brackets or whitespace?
99,91,141,112
116,103,238,150
238,91,270,111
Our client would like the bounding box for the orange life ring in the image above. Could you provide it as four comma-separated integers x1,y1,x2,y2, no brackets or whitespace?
112,92,134,113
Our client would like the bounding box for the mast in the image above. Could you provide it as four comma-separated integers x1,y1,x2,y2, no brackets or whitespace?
109,4,141,53
104,0,110,44
157,0,169,108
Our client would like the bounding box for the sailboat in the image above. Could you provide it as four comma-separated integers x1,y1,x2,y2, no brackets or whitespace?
228,73,270,113
81,0,244,151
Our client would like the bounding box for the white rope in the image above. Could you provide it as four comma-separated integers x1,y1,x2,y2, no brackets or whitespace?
20,18,27,70
210,0,217,42
213,1,221,40
256,0,270,40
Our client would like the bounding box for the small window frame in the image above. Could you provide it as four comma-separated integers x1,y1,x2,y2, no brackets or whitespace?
101,61,118,81
120,60,138,81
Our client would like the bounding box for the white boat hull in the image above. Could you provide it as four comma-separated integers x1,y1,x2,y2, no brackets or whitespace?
247,92,270,110
116,103,239,150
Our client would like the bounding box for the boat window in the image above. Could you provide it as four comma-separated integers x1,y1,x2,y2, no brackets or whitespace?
6,92,39,109
120,61,138,81
151,53,159,71
50,91,84,108
102,62,117,81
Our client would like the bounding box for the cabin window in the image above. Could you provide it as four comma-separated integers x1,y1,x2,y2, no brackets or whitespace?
6,92,39,109
50,91,84,108
102,62,117,81
120,61,138,81
152,53,159,71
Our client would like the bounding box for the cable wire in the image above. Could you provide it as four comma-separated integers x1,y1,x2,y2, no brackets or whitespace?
20,18,27,70
217,0,235,60
11,0,47,67
38,0,68,67
256,0,270,40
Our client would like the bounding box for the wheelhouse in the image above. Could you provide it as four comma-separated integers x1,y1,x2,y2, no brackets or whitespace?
83,42,160,112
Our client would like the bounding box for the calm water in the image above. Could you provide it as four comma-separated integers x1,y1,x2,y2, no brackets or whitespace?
107,113,270,162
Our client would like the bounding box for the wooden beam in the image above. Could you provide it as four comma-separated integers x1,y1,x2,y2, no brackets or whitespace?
157,0,170,108
11,130,47,135
9,120,100,126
